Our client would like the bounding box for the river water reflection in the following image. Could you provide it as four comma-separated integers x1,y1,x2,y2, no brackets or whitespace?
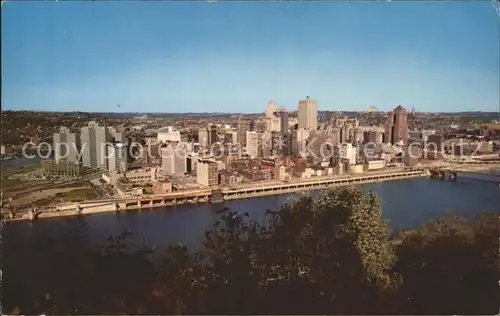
4,177,499,254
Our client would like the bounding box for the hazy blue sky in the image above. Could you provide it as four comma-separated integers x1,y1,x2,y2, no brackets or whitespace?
2,1,499,113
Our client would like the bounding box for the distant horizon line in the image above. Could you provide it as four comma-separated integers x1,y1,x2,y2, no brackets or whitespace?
2,109,499,115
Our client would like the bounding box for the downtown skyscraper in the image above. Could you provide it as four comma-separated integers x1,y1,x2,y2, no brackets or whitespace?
298,97,318,130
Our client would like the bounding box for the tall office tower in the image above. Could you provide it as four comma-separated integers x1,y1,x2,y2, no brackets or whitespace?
108,126,125,143
291,128,310,157
246,131,260,158
161,144,187,175
107,142,128,173
253,119,266,133
385,105,409,145
80,121,114,169
340,125,351,143
197,158,219,188
198,128,209,148
275,110,289,133
237,118,252,147
95,124,109,169
53,127,78,164
265,100,278,118
80,122,97,168
298,97,318,130
330,127,341,145
207,124,218,146
271,131,290,157
259,131,272,157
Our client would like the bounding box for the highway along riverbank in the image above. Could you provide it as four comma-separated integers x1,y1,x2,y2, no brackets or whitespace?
6,169,429,222
4,176,499,255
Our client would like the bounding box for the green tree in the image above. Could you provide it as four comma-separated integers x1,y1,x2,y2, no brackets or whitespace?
394,213,499,314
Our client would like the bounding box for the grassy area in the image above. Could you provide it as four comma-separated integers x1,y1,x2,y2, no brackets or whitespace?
2,178,31,193
55,187,98,202
1,163,41,175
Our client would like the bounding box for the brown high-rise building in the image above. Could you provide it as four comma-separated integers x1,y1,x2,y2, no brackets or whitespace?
385,105,409,145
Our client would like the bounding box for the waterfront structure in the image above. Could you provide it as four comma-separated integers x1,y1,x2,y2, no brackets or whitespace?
53,127,78,164
385,105,409,145
278,165,286,181
298,97,318,130
197,158,219,188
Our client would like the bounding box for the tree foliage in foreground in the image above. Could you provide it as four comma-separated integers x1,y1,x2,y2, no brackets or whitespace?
2,187,498,315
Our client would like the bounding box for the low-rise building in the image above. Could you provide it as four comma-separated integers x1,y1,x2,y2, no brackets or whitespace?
116,178,144,197
152,181,173,193
124,167,156,184
364,160,386,171
221,171,243,186
42,159,84,178
351,164,364,174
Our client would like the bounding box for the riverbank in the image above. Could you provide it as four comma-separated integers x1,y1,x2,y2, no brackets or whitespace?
3,170,430,222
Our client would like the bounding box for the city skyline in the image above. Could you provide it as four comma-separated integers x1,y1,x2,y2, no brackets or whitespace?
2,1,499,113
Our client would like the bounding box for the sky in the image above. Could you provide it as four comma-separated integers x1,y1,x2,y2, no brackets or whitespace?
2,1,499,113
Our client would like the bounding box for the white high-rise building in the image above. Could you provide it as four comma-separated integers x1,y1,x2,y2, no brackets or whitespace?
298,97,318,130
198,128,209,148
107,142,128,173
336,143,357,165
53,127,78,164
197,158,219,188
161,144,187,175
246,131,260,158
80,121,118,169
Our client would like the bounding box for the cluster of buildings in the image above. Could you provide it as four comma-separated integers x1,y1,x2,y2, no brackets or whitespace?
48,97,499,198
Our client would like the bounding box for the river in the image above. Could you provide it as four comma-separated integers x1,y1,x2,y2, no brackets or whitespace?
3,177,499,254
0,156,43,169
